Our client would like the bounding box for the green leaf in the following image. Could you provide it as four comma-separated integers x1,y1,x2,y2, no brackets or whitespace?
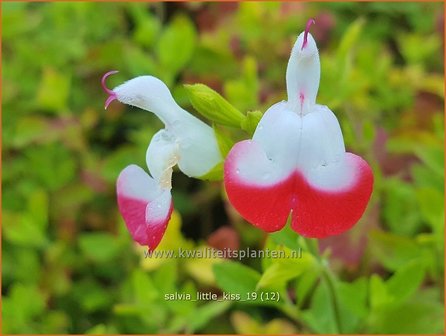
257,253,315,290
131,269,159,304
124,46,157,77
11,116,48,148
382,178,421,236
337,17,366,62
3,211,48,248
157,15,196,76
101,146,142,183
74,280,113,313
152,260,177,295
413,145,444,177
369,230,421,271
3,247,41,285
224,56,259,111
187,301,231,333
185,83,245,127
184,246,224,286
398,33,441,64
369,289,444,334
165,281,197,317
36,68,71,112
231,311,297,334
27,189,49,230
213,261,261,296
301,280,337,334
3,283,46,333
129,4,161,49
369,274,390,310
416,187,444,235
386,259,426,306
295,267,320,307
86,324,107,335
25,143,77,191
78,233,120,263
338,277,369,333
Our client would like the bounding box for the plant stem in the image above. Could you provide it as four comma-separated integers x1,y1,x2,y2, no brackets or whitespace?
322,267,343,334
279,300,314,333
304,238,343,334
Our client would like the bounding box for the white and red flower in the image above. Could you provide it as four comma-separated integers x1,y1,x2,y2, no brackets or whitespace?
224,20,374,238
102,73,222,250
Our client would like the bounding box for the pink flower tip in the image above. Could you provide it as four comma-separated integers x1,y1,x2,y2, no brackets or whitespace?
302,18,316,50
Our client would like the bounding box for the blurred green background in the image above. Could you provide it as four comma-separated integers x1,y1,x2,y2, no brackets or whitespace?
2,2,444,334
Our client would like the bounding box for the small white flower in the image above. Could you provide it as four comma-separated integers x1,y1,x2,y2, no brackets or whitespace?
102,72,222,250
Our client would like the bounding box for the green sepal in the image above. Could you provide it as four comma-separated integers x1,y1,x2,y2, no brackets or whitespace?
240,110,263,136
184,83,245,127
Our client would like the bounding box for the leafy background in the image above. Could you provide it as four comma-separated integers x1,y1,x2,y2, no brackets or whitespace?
2,2,444,334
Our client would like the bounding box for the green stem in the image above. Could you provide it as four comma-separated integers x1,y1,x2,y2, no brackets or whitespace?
304,238,343,334
322,268,343,334
278,300,314,333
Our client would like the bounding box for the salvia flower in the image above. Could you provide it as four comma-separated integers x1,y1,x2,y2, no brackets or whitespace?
224,19,374,238
102,72,222,250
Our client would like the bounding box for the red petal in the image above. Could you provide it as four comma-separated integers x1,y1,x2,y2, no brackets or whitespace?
116,165,173,250
224,169,292,232
117,193,173,250
291,154,374,238
224,152,373,238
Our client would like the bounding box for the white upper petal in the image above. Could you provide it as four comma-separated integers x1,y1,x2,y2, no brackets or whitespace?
235,102,352,190
286,32,320,115
252,101,302,178
172,116,222,177
113,76,185,126
113,75,222,178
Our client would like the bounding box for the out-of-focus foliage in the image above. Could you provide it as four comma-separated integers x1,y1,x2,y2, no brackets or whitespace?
2,2,444,334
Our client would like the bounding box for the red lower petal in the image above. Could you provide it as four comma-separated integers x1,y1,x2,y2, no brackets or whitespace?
224,170,293,232
291,154,374,238
224,154,373,238
118,194,173,250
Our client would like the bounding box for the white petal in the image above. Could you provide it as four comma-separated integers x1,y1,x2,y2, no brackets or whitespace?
117,164,163,201
225,139,282,186
172,116,222,177
146,129,179,189
252,101,301,178
147,121,222,179
242,101,350,190
145,188,172,225
113,76,186,126
286,32,320,115
296,104,345,174
117,164,173,249
114,75,222,178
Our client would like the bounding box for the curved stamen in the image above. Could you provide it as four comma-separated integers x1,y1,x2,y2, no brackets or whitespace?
101,70,118,94
101,70,119,109
301,18,316,50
